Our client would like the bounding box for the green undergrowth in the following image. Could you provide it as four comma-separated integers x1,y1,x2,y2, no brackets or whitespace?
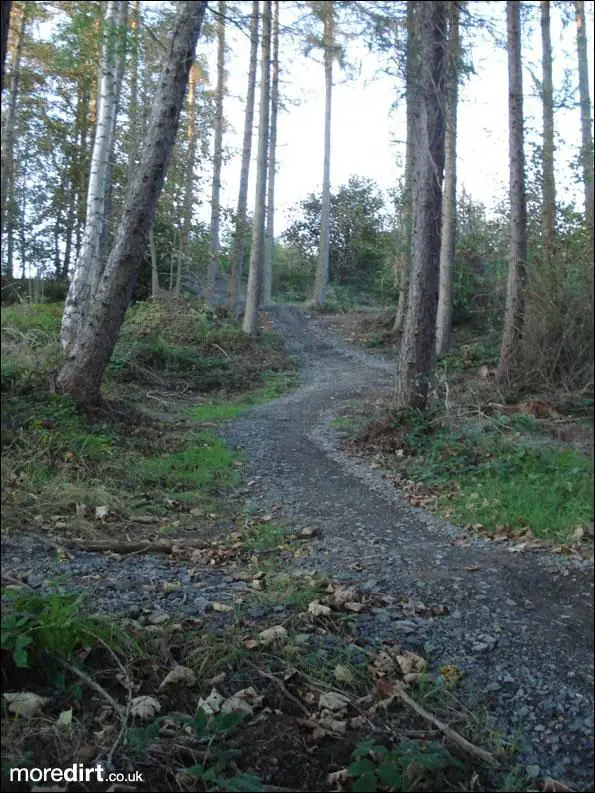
348,403,593,545
1,301,296,535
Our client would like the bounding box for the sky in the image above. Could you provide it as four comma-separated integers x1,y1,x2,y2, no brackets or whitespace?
194,0,595,234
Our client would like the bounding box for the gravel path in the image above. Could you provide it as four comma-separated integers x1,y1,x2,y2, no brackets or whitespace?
220,305,595,789
3,305,593,789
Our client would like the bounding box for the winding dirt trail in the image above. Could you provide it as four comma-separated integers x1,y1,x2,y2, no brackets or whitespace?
222,305,594,788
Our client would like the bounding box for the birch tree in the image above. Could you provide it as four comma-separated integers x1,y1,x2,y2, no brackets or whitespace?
206,0,226,305
228,0,259,315
575,0,594,247
313,0,334,307
435,1,460,357
243,0,271,335
61,1,121,353
57,1,207,402
1,0,11,92
394,1,447,411
541,0,556,265
497,0,528,383
263,0,280,305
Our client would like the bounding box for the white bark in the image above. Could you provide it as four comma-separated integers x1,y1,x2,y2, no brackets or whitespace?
207,0,226,305
61,1,120,354
228,0,259,315
497,0,528,383
57,1,207,402
243,0,271,335
263,0,279,305
313,1,333,307
575,0,594,246
541,0,556,264
435,2,459,358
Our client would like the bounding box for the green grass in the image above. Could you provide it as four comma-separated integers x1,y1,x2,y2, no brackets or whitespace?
356,405,593,544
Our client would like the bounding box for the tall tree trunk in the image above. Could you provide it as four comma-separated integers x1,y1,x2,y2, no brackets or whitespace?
61,1,120,354
393,1,416,334
541,0,556,265
1,0,11,93
394,1,447,411
435,1,459,357
207,0,226,305
262,0,279,305
56,1,207,402
313,1,333,306
100,0,129,264
150,224,159,298
575,0,594,247
1,0,25,265
228,0,259,315
127,0,140,176
175,63,200,297
497,1,528,384
243,0,271,335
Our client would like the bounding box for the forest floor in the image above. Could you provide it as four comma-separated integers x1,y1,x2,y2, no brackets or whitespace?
1,302,593,792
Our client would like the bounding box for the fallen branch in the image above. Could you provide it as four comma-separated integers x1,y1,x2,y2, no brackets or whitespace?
53,539,212,554
390,683,499,767
247,662,311,717
56,657,124,721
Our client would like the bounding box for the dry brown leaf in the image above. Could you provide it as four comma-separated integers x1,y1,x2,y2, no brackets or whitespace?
258,625,288,646
243,638,259,650
396,651,426,676
130,696,161,721
464,564,481,572
57,708,73,726
159,665,197,690
331,586,357,606
197,688,224,716
308,600,332,617
370,650,397,678
319,691,350,712
344,601,364,613
4,692,49,718
319,716,347,733
212,602,233,613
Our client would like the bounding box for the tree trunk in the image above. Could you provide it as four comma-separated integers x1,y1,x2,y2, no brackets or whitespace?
150,224,159,298
541,0,556,265
61,1,121,354
57,1,207,402
100,0,129,264
394,1,447,411
1,0,11,93
243,0,271,335
126,0,140,176
1,0,25,264
575,0,594,246
206,0,226,305
313,1,333,307
175,63,200,297
435,1,459,358
262,0,279,306
497,1,528,384
393,1,416,335
228,0,259,315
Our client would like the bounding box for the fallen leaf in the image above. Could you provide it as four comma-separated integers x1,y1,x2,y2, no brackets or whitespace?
159,665,197,690
258,625,288,646
328,769,350,790
334,664,355,684
370,650,397,678
330,586,357,606
212,602,233,613
250,579,264,590
130,696,161,721
197,688,225,716
243,638,259,650
319,716,347,733
439,664,464,684
208,672,227,686
308,600,332,617
57,708,73,726
4,692,49,718
396,651,426,676
464,564,481,572
298,527,321,539
319,691,350,713
95,505,109,520
344,601,364,613
221,695,253,717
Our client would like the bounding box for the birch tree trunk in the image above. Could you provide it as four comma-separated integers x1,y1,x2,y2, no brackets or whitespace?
575,0,594,247
175,63,200,297
541,0,556,265
228,0,259,315
243,0,271,335
207,0,226,305
394,1,447,411
497,0,528,384
313,1,333,307
126,0,140,177
1,0,11,93
0,0,25,265
393,1,416,334
57,1,207,402
61,1,120,354
435,1,459,358
262,0,279,305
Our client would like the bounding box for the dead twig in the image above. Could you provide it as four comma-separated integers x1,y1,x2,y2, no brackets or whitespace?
56,657,124,721
246,662,311,717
